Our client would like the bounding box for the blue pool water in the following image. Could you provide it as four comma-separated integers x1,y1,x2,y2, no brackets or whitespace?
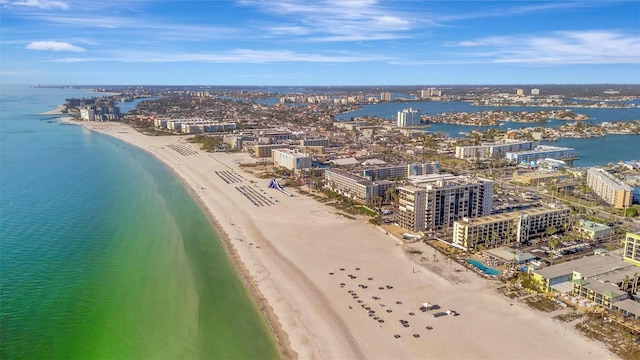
467,259,500,276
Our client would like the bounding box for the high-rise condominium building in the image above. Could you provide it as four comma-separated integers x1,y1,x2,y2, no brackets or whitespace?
396,108,421,128
397,174,493,232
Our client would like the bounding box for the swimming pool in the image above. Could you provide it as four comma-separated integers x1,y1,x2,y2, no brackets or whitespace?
467,259,500,276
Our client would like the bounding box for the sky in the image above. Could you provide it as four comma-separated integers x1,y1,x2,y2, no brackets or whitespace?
1,0,639,85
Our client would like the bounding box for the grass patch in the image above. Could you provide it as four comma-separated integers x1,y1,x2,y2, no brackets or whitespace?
355,205,377,216
521,295,564,312
496,286,529,299
554,311,584,323
576,318,640,360
335,212,357,220
405,248,424,255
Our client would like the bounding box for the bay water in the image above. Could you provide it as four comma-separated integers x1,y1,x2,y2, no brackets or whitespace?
337,100,640,166
0,85,279,359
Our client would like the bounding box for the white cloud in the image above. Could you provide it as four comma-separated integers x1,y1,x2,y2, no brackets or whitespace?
446,31,640,65
52,49,391,63
239,0,417,41
26,41,85,52
2,0,68,9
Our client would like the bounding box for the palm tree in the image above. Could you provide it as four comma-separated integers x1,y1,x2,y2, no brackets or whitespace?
622,275,631,294
385,187,395,204
491,232,500,249
632,272,640,295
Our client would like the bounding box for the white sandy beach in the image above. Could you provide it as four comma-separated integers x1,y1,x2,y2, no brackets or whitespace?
39,105,65,115
69,119,617,359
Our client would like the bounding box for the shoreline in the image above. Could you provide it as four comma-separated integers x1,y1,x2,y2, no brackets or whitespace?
59,116,617,359
39,104,65,115
178,170,297,360
59,116,296,359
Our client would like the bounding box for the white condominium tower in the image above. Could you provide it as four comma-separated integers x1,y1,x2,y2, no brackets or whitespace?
397,174,494,232
396,108,421,128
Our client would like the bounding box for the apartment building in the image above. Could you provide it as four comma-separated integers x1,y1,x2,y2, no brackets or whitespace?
455,145,489,160
453,205,570,251
489,140,534,158
586,167,633,208
259,131,292,142
359,162,439,181
397,174,494,232
505,145,575,163
420,88,440,98
272,148,312,172
396,108,421,128
299,138,330,147
455,140,533,160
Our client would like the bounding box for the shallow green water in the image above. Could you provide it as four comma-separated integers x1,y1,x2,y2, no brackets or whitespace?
0,85,279,359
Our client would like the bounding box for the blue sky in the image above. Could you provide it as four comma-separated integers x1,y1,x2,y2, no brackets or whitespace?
1,0,639,85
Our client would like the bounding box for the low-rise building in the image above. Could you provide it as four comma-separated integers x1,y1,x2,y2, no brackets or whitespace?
452,205,570,251
455,140,533,160
512,171,568,186
300,138,330,147
506,145,576,164
577,219,614,241
530,252,637,308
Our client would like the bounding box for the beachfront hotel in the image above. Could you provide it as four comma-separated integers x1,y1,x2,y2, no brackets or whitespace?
586,167,633,208
452,204,570,251
455,140,533,160
530,251,640,319
272,148,312,172
623,232,640,267
397,174,494,232
323,168,393,204
322,162,439,204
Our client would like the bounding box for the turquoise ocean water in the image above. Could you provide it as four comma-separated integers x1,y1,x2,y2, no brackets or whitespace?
0,85,278,359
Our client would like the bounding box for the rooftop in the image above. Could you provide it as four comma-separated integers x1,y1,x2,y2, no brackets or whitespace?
508,145,574,156
534,253,633,280
578,219,612,233
457,205,568,226
613,298,640,315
